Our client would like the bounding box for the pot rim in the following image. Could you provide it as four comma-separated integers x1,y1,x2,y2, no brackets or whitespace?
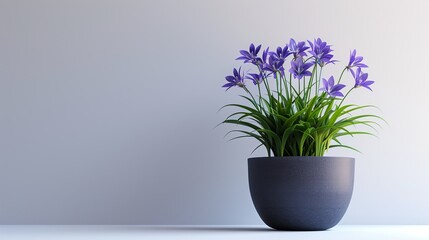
248,156,355,161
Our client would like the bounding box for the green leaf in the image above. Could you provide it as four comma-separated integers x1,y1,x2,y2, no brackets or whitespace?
329,144,362,153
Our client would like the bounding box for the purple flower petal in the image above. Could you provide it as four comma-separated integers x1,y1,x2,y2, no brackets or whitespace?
308,38,335,66
352,68,374,91
347,49,368,70
236,44,264,66
331,84,346,92
225,76,235,82
354,56,363,62
320,76,346,97
331,91,344,97
255,45,261,54
328,76,335,87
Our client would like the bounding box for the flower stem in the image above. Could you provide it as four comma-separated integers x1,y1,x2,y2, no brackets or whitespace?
339,87,354,107
243,86,259,110
306,65,317,102
282,74,289,100
300,81,306,96
289,72,292,99
276,72,280,102
317,66,323,96
277,73,283,97
257,65,272,101
337,68,347,84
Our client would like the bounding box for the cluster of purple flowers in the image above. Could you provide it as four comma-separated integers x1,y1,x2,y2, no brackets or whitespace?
223,38,374,97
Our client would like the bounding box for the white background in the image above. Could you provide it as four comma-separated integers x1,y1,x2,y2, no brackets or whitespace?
0,0,428,224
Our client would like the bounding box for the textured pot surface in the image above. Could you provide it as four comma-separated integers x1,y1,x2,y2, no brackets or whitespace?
248,156,355,231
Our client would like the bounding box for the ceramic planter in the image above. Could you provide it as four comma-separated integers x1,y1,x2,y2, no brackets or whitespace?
248,156,355,231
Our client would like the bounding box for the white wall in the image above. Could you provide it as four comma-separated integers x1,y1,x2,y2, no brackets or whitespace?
0,0,428,224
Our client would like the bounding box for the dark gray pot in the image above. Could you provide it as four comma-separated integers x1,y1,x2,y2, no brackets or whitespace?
248,156,355,231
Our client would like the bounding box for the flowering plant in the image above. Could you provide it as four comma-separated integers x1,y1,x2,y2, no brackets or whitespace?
221,38,381,157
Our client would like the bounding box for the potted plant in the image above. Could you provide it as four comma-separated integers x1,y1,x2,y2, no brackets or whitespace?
220,38,382,230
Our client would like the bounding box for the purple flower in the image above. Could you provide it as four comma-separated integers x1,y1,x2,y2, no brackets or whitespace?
347,49,368,72
236,43,262,65
289,38,309,58
263,55,285,76
223,67,245,90
320,76,346,97
289,57,313,80
270,45,292,62
352,68,374,91
262,47,269,65
308,38,336,66
246,73,263,85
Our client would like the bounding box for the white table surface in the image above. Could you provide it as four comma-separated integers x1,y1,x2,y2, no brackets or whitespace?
0,225,428,240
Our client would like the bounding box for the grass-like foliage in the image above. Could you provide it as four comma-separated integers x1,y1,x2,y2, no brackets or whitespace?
221,39,382,157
